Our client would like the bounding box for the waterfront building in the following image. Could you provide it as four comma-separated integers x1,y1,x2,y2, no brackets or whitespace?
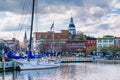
114,37,120,47
6,38,20,52
68,16,76,39
97,37,114,52
33,30,69,52
66,40,86,54
0,39,8,53
86,37,97,54
34,30,69,42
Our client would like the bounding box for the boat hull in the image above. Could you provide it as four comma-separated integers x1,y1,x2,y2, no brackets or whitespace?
14,59,60,70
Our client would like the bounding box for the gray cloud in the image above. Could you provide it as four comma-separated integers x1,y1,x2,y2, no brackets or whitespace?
0,0,120,38
0,0,113,20
0,0,84,14
1,24,30,32
97,24,110,30
0,0,32,14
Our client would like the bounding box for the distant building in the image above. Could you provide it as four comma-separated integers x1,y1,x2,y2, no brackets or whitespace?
66,40,86,53
34,30,69,42
103,35,114,38
114,37,120,47
68,17,76,39
33,30,69,52
0,39,8,53
86,37,97,54
97,38,114,52
6,38,20,51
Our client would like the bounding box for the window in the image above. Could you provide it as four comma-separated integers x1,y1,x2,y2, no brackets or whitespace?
103,40,107,43
98,40,102,43
109,40,113,43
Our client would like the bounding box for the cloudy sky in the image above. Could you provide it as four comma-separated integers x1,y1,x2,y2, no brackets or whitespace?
0,0,120,41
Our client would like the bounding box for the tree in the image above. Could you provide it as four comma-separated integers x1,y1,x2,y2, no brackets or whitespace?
38,41,51,53
100,45,120,54
100,46,108,54
86,46,96,55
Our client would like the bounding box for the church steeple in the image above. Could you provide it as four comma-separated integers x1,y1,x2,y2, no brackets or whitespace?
68,16,76,39
24,30,27,40
23,30,28,50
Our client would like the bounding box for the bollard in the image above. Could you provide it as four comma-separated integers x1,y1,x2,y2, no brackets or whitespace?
13,60,16,70
2,57,5,71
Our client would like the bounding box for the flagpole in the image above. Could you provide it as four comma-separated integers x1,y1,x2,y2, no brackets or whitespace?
52,21,54,54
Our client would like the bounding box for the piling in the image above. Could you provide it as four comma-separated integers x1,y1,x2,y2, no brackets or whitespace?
2,49,5,71
2,57,5,71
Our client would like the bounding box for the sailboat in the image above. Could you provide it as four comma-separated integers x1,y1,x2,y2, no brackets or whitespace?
12,0,61,70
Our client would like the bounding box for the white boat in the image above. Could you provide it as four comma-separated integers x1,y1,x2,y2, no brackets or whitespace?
6,47,61,71
14,58,60,70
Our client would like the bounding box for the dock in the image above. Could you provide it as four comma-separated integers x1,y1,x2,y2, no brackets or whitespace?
94,59,120,64
0,61,20,71
61,57,93,63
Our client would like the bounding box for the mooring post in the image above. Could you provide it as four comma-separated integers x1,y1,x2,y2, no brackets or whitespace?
2,49,5,71
13,59,16,70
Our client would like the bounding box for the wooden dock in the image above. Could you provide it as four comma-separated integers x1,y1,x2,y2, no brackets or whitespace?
0,61,20,71
61,57,93,63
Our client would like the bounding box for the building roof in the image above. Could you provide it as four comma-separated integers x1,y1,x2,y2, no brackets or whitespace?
97,38,114,40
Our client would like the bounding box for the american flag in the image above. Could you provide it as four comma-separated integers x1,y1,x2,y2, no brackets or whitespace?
50,22,54,31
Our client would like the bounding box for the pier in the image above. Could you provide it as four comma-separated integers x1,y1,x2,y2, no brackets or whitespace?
61,57,93,63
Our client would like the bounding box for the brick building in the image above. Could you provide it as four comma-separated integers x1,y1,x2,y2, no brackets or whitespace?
33,30,69,52
66,40,86,53
86,37,97,54
33,30,69,42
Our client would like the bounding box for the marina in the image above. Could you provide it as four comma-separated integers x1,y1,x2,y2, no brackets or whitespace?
0,0,120,80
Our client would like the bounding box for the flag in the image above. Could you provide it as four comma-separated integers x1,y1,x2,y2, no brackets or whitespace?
50,22,54,31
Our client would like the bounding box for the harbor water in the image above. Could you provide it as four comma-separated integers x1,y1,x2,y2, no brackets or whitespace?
0,63,120,80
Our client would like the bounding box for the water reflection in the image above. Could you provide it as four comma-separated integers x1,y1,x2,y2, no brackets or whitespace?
0,63,120,80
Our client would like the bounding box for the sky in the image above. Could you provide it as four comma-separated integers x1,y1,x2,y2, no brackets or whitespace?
0,0,120,41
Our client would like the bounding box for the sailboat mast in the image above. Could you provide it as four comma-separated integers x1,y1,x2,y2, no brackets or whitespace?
29,0,35,52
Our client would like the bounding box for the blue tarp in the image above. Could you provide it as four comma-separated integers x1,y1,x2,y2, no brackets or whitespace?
7,51,24,59
6,51,13,58
29,51,53,58
12,55,24,59
27,51,35,59
7,50,53,59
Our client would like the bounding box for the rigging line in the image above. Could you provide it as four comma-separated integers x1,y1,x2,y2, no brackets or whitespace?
16,0,33,40
14,0,27,39
34,0,39,32
16,0,28,39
